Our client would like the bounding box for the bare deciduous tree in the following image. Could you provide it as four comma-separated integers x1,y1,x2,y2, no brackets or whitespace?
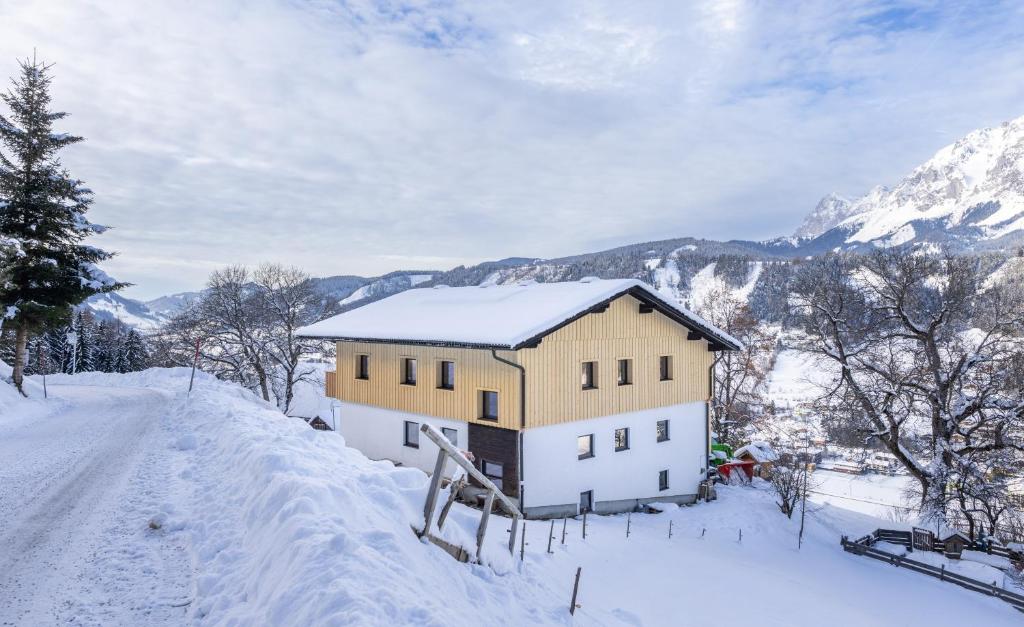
155,263,333,413
791,250,1024,531
698,285,777,445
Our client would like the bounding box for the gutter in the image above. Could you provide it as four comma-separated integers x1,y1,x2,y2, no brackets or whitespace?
490,349,527,513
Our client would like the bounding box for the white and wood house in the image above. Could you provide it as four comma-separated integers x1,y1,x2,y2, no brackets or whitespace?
298,278,740,518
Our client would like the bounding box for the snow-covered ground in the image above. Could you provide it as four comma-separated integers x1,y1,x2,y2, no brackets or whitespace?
0,368,1021,626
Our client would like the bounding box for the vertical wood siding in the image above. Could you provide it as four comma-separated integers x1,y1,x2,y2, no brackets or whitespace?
519,294,712,428
326,294,712,431
330,341,521,431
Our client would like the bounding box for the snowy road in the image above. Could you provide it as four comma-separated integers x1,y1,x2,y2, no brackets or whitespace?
0,385,191,626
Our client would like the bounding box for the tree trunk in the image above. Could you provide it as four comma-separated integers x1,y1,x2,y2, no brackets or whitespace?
12,323,29,397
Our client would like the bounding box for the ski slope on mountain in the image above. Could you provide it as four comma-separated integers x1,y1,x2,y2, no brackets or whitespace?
0,369,1021,626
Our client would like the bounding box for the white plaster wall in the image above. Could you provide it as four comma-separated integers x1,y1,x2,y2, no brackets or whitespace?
336,401,468,477
521,401,707,511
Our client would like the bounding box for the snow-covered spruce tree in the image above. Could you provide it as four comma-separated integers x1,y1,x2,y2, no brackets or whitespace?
0,57,124,394
120,328,148,372
791,250,1024,531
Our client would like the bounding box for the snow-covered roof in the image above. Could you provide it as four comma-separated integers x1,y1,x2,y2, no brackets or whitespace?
297,278,742,351
735,441,779,463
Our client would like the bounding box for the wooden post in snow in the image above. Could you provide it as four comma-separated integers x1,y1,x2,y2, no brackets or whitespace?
669,520,673,539
626,512,631,538
475,491,495,562
187,338,201,397
547,519,554,554
508,516,520,556
421,448,447,536
583,511,588,540
520,521,526,561
561,518,567,545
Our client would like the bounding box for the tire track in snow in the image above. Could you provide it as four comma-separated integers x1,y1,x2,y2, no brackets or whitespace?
0,386,191,626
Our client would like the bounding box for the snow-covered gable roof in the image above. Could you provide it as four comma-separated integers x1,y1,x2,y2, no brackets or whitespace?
297,278,742,351
735,441,779,463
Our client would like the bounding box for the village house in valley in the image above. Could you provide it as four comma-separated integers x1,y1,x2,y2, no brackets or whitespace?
298,278,741,518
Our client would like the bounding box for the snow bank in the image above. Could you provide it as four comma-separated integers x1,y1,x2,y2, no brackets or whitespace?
55,368,568,625
0,360,54,423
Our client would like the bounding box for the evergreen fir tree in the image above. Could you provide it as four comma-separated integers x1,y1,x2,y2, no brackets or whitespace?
121,329,148,372
0,57,125,394
72,309,95,372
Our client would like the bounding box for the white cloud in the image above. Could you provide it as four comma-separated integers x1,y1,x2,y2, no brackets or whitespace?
2,0,1023,299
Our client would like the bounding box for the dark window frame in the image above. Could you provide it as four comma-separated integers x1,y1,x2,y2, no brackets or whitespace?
656,419,670,443
614,427,630,452
403,420,419,448
438,360,455,390
482,459,504,490
659,469,669,491
659,355,673,381
441,427,458,447
581,361,597,390
579,490,594,514
577,433,595,460
401,357,417,386
617,358,632,386
480,390,499,420
355,354,370,380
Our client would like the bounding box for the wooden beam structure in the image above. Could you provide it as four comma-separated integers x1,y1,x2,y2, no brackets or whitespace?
417,423,523,561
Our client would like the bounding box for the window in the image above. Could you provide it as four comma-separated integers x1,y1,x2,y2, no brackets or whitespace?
403,420,419,448
659,469,669,491
581,361,597,390
617,359,632,386
355,354,369,380
480,390,498,420
577,434,594,460
482,460,504,491
614,427,629,452
441,427,458,447
438,360,455,390
656,419,670,442
579,490,593,514
659,355,673,381
402,358,417,385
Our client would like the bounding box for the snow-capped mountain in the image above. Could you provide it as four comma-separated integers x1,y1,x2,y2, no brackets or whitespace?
82,293,169,330
814,114,1024,250
91,114,1024,330
793,192,854,239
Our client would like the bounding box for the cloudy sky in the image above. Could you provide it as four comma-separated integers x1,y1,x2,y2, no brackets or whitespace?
3,0,1024,299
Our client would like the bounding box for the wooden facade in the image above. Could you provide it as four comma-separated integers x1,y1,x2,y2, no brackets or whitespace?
329,294,712,431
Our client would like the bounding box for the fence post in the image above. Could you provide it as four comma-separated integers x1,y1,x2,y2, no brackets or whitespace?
701,527,706,538
939,564,945,581
738,529,742,543
520,521,526,561
561,518,567,545
669,520,673,539
547,519,554,554
508,515,520,556
626,513,631,538
569,567,582,616
583,511,588,540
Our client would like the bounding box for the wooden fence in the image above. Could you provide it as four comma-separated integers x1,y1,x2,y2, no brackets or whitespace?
842,530,1024,613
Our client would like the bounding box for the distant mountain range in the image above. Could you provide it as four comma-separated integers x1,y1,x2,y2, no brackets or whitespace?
86,114,1024,329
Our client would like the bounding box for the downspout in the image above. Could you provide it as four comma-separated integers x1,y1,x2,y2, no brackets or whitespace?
490,349,526,512
705,360,714,491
